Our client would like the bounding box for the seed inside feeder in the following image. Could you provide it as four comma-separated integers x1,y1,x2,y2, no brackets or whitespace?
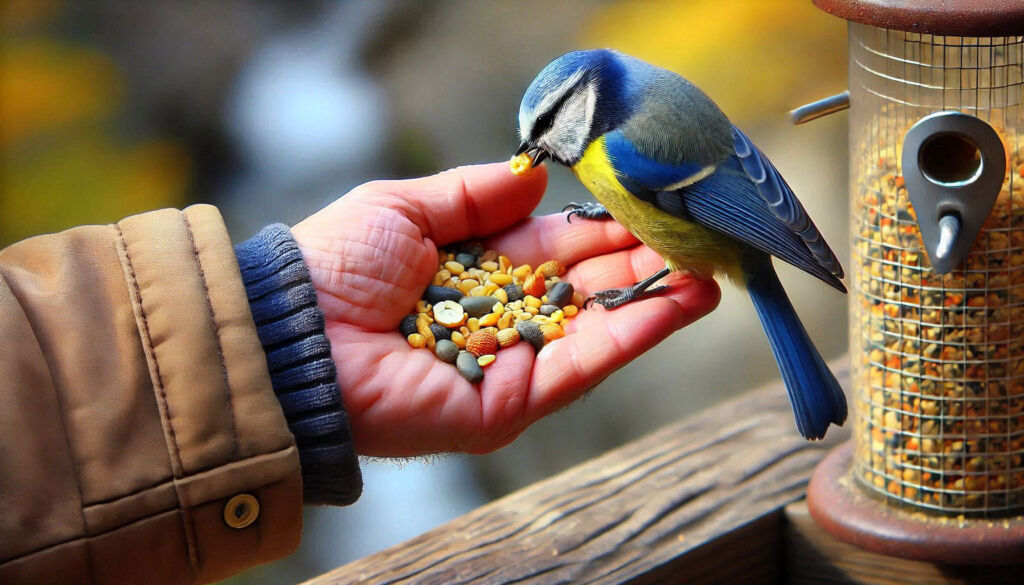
853,121,1024,513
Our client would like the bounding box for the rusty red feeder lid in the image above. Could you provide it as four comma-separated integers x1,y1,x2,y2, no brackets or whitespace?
808,443,1024,565
813,0,1024,36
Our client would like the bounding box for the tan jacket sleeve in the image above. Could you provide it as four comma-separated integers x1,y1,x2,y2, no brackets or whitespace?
0,205,302,585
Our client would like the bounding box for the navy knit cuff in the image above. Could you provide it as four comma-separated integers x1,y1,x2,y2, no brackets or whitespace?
235,224,362,506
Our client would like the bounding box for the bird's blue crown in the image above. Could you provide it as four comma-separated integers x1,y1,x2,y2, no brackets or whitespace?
519,49,634,140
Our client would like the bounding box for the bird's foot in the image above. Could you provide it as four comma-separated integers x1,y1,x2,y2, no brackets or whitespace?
563,201,612,223
585,285,668,310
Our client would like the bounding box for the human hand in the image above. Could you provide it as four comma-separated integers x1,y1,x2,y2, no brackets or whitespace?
291,162,720,457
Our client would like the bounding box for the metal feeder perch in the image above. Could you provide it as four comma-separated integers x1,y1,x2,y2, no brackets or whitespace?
795,0,1024,564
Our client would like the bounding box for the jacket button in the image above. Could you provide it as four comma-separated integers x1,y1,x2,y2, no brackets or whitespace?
223,494,260,529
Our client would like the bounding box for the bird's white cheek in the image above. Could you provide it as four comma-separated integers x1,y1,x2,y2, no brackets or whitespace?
549,83,596,162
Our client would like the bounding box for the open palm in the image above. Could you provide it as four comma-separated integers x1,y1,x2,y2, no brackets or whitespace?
292,163,720,457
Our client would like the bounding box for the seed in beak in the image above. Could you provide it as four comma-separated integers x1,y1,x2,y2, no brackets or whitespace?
510,151,535,175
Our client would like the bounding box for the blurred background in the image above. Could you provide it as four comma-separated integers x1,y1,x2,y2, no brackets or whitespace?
0,0,848,582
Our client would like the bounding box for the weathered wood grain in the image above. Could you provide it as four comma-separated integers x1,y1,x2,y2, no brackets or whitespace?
306,368,851,585
784,501,1024,585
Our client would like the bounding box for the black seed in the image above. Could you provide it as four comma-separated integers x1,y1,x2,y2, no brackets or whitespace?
540,304,560,316
429,322,452,341
455,253,477,269
546,281,574,307
462,242,485,257
424,285,463,305
399,314,419,337
504,283,524,303
516,320,545,352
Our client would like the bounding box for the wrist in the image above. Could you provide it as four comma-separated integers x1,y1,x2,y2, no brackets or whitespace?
234,224,362,506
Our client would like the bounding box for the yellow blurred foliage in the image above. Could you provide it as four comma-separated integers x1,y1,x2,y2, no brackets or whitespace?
2,133,191,245
1,31,191,246
0,39,122,148
581,0,847,125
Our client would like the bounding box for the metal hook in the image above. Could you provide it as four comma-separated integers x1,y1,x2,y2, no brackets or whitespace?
790,91,850,125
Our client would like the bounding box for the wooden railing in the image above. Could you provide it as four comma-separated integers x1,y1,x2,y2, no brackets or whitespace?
305,363,1023,584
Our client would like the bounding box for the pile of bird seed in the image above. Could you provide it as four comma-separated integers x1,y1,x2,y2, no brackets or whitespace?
399,242,585,383
851,117,1024,514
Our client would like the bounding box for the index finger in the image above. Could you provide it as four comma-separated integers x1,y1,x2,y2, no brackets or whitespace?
354,162,548,246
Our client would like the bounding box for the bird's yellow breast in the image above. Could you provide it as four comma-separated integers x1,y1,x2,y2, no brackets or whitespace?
571,136,741,281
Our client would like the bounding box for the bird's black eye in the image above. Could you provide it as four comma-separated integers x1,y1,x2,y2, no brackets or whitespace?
532,109,557,138
530,88,574,140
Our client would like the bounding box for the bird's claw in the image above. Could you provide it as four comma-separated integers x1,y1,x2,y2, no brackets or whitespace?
563,201,611,223
585,285,668,310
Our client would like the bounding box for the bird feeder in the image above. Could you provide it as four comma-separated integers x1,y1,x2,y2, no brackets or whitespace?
796,0,1024,564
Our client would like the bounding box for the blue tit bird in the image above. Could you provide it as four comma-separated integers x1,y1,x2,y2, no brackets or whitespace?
512,49,847,440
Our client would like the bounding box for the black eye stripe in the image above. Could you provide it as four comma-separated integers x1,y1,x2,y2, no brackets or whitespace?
531,87,575,140
533,110,557,137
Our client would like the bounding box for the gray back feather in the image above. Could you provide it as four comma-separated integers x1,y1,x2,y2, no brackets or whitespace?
617,59,734,168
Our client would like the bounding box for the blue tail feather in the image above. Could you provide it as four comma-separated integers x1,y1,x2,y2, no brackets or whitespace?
743,252,847,440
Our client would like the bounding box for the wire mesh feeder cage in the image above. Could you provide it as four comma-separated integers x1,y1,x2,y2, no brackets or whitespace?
799,0,1024,564
850,26,1024,518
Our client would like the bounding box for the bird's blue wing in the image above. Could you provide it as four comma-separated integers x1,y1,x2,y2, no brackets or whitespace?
603,130,845,291
676,165,845,291
732,128,844,278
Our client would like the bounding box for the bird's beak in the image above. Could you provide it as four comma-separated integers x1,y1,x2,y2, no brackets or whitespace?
510,142,548,175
